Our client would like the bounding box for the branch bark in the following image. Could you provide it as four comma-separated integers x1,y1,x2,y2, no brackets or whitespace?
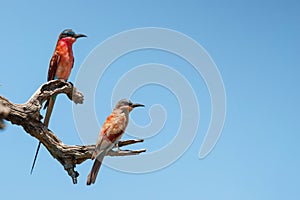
0,80,145,184
0,102,9,129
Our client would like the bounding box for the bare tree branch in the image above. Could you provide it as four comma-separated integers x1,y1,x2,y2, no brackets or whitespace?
0,80,145,184
0,103,9,129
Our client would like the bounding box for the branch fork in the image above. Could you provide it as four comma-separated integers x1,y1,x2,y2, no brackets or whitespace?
0,80,146,184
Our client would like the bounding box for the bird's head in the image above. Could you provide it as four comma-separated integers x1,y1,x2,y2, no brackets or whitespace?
115,99,144,113
58,29,87,44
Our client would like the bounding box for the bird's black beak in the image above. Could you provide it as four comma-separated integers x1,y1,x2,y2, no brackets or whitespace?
131,103,145,108
75,33,87,38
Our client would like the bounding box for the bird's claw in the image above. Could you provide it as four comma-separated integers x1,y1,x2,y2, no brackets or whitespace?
115,143,121,152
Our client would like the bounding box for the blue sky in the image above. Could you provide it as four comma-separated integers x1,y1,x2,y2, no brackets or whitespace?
0,0,299,199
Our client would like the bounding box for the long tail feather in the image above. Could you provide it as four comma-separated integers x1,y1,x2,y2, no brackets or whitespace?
87,153,105,185
30,97,55,174
30,142,41,174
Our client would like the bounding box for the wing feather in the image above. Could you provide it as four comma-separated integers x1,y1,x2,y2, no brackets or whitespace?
91,113,126,159
47,52,60,81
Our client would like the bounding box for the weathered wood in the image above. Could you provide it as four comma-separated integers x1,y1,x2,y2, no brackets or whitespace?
0,80,145,184
0,103,9,129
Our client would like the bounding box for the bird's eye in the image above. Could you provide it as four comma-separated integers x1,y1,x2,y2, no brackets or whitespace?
61,29,75,37
68,31,75,36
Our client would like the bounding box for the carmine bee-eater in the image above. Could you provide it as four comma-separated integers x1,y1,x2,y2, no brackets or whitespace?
86,99,144,185
30,29,87,174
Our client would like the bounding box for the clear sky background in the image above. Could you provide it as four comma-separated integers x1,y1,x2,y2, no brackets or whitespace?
0,0,299,199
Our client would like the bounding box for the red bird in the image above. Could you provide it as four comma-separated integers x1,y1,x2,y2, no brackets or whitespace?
87,99,144,185
30,29,87,174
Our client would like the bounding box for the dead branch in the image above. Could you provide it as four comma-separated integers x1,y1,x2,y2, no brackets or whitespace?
0,103,9,129
0,80,145,184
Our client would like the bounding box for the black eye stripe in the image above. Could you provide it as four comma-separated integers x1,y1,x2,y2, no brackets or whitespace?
121,101,132,106
64,32,74,36
60,29,76,38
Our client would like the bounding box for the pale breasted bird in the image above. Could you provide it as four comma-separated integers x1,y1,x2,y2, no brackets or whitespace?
86,99,144,185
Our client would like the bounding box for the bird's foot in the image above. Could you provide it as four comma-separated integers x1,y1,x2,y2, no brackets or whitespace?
115,143,121,152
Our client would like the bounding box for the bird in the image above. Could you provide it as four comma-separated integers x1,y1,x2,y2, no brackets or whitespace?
30,29,87,174
86,99,144,185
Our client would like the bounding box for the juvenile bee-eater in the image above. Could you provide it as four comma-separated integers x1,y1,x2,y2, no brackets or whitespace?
86,99,144,185
30,29,87,174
